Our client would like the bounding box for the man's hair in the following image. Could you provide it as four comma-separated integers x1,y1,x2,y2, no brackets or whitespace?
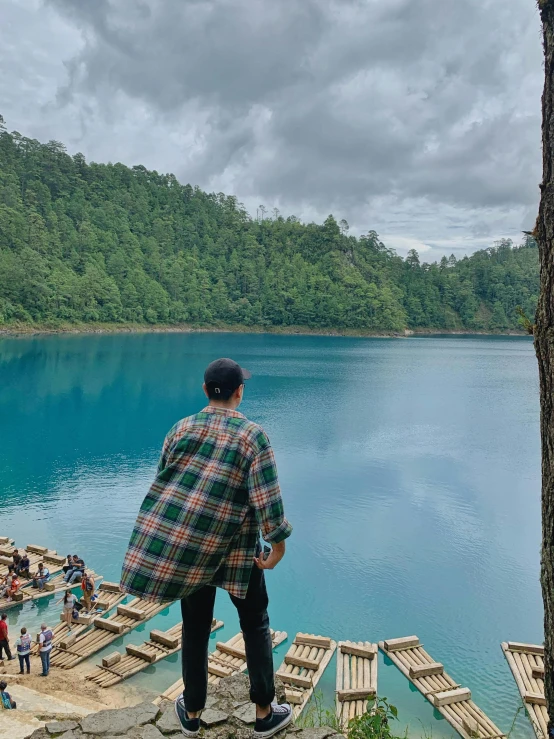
21,627,26,634
205,382,237,401
40,623,47,629
1,613,6,620
0,681,6,691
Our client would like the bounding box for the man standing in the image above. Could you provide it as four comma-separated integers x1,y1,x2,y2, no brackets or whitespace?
121,358,293,738
0,613,13,662
38,623,53,676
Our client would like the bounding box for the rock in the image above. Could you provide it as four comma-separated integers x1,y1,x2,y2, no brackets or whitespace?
80,701,159,735
104,726,164,739
205,695,220,709
295,729,340,739
216,673,250,703
46,720,79,735
232,702,256,724
156,704,182,735
201,708,229,727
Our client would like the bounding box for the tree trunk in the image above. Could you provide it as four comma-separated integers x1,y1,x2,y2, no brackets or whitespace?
536,2,554,732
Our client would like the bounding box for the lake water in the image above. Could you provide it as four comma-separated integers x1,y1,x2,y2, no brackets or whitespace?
0,332,541,737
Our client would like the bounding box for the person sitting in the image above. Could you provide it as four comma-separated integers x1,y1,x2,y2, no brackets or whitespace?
0,680,16,709
0,574,12,599
0,574,17,601
11,551,21,570
64,556,85,585
62,555,74,575
15,627,31,675
15,553,30,579
80,572,95,612
6,575,20,601
32,563,50,591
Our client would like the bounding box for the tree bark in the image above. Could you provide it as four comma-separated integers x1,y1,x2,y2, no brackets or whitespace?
536,2,554,732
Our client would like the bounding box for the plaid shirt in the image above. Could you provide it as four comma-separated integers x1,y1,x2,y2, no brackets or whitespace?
120,406,292,601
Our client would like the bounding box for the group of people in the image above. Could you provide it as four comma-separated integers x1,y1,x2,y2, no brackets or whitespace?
0,613,53,686
0,549,55,601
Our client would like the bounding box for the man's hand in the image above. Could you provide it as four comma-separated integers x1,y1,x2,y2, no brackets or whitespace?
254,540,285,570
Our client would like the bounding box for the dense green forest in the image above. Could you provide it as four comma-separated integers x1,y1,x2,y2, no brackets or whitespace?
0,116,539,333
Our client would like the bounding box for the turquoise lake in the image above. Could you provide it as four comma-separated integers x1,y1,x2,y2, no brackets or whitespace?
0,332,541,737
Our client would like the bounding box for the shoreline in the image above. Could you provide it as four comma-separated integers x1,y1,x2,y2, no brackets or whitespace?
0,321,528,340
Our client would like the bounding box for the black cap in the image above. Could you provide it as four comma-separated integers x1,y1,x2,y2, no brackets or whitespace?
204,358,251,399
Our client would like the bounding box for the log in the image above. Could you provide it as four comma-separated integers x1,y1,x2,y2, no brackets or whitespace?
11,592,24,602
433,688,471,707
99,581,121,593
409,662,444,679
337,688,376,702
102,652,122,668
44,582,56,592
462,716,480,738
339,643,377,659
150,629,180,649
294,633,332,649
532,666,545,679
44,553,66,566
285,689,304,705
0,537,12,545
208,662,235,678
26,545,48,554
524,691,547,706
216,641,246,659
60,634,76,650
116,605,146,621
0,556,12,566
95,599,111,611
276,670,313,689
284,654,320,671
93,617,126,634
73,614,94,625
126,644,156,663
507,642,544,656
383,636,420,652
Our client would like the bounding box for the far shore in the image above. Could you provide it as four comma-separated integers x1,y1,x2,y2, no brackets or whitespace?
0,321,529,340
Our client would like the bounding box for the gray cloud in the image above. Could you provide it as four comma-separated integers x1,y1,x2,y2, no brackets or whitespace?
0,0,544,260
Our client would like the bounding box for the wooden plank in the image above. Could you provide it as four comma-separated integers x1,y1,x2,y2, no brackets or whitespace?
102,652,122,668
383,635,420,652
507,642,544,656
284,654,320,670
337,688,376,702
208,662,235,678
276,670,313,689
215,641,246,659
93,617,126,634
0,537,12,546
60,635,76,650
462,717,480,738
286,689,304,705
433,688,472,707
340,643,377,659
525,692,547,707
150,629,180,649
410,662,444,679
532,666,545,680
43,553,66,566
26,544,48,554
116,605,146,621
294,634,332,649
99,581,121,593
0,556,12,566
126,644,156,663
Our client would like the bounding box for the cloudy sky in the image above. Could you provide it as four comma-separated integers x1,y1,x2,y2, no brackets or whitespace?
0,0,544,260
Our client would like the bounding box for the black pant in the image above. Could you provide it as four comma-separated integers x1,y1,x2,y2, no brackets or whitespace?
181,564,274,712
18,653,30,672
0,639,12,660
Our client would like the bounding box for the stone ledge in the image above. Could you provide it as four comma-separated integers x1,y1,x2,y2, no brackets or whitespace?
27,674,347,739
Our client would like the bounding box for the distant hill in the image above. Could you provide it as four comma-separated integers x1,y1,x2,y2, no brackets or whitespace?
0,116,538,333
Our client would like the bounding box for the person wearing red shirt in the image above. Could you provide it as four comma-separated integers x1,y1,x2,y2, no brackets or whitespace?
0,613,13,661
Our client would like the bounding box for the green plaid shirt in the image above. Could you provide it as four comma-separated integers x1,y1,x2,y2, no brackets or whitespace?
120,406,292,601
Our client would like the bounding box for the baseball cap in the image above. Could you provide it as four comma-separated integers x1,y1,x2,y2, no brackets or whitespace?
204,358,252,399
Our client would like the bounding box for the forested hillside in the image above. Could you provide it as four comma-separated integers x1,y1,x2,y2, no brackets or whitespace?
0,117,539,333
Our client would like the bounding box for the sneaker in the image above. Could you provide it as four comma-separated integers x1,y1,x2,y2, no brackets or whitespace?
253,703,293,738
174,693,201,737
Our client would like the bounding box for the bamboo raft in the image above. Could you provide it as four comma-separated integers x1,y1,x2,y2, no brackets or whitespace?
501,642,547,739
0,567,97,611
50,594,171,669
0,544,60,576
336,641,378,730
276,633,337,718
379,636,505,739
86,618,224,688
156,628,288,704
31,582,125,656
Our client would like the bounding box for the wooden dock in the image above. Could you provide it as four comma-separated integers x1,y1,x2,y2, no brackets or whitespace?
379,636,505,739
31,582,125,656
156,629,288,704
336,640,378,730
501,642,547,739
276,633,337,719
85,618,224,688
50,595,172,669
0,543,60,577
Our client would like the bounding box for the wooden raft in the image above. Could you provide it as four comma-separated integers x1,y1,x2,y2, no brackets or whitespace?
379,636,505,739
32,583,124,656
50,595,171,669
276,633,337,718
0,566,84,611
156,628,288,704
0,546,53,576
86,618,224,688
336,641,378,730
501,642,547,739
